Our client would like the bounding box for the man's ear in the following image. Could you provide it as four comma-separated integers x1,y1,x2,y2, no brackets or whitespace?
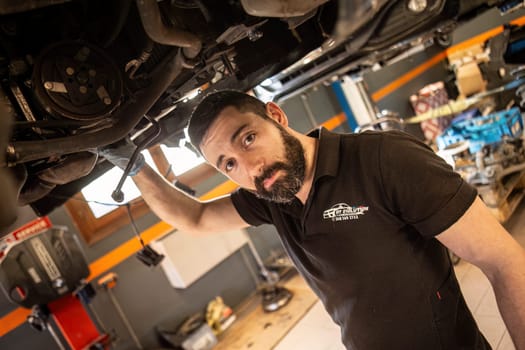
265,102,289,126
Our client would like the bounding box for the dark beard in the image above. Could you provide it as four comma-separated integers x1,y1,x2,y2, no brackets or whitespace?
253,125,306,203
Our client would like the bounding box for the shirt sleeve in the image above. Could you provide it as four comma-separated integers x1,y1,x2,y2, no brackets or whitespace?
230,188,273,226
378,131,477,238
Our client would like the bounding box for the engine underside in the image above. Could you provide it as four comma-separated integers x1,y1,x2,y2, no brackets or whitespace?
0,0,513,223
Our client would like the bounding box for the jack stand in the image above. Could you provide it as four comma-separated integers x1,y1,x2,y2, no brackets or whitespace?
261,285,293,313
27,305,66,350
242,232,293,312
99,272,144,349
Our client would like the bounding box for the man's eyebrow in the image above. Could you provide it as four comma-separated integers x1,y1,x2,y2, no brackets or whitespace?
216,123,249,169
230,123,249,144
216,155,224,169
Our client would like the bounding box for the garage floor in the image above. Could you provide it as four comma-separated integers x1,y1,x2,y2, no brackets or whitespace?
274,200,525,350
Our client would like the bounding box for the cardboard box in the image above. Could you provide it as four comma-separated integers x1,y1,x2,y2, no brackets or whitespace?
455,61,486,97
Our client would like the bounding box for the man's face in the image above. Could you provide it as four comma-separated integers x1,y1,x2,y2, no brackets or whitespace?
200,106,305,203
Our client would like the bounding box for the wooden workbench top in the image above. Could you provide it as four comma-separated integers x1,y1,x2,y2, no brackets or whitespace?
214,274,319,350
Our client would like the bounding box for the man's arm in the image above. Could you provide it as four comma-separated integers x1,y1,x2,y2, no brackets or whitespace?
437,196,525,349
132,164,249,235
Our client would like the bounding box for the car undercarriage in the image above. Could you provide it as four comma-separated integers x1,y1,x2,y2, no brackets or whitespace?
0,0,514,228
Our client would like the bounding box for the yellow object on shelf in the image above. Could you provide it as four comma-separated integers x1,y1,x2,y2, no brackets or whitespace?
206,296,236,335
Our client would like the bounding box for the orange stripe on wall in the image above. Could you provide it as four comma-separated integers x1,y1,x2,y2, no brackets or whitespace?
444,27,503,57
0,308,31,337
200,180,239,201
511,16,525,27
85,222,174,281
320,112,347,130
86,182,243,282
371,15,525,102
371,52,447,102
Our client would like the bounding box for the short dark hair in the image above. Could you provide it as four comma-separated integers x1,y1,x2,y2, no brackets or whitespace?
188,90,268,154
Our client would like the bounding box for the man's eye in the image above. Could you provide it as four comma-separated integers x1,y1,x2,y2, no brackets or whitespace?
225,159,235,172
243,133,255,146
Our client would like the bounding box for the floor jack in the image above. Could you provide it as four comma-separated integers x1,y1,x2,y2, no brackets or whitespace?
27,292,110,350
0,224,110,349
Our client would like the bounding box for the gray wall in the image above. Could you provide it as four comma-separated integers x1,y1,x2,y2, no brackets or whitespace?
363,6,525,139
281,85,349,134
363,44,449,138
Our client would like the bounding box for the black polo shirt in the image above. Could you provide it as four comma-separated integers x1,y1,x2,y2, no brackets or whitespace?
231,128,490,350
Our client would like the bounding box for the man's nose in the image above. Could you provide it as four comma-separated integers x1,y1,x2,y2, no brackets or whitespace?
245,157,264,179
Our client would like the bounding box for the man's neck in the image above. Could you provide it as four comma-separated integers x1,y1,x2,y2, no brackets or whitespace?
294,133,319,204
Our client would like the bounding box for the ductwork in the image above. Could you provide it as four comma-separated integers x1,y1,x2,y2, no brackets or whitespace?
7,50,185,165
136,0,202,59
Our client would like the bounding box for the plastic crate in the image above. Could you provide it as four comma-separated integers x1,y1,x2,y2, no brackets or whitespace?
436,107,524,153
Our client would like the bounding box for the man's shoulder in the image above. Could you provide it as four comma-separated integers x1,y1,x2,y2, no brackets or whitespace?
331,129,385,148
338,129,424,147
231,188,273,226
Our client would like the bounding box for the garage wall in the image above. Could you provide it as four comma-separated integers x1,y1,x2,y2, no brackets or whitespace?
281,84,349,134
363,44,450,138
363,6,525,139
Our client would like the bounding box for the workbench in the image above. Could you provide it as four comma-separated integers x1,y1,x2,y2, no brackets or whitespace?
214,273,319,350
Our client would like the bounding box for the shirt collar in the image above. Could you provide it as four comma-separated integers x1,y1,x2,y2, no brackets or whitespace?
307,127,341,182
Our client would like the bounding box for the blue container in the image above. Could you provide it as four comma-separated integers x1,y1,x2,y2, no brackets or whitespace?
436,107,524,153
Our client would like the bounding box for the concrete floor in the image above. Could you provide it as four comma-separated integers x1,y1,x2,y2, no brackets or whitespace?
274,200,525,350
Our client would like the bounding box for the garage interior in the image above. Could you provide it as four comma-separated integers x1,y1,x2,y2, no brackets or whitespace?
1,2,525,350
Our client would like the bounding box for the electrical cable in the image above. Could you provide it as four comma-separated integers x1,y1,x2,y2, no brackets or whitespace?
122,201,164,267
125,203,145,247
51,193,165,266
51,194,126,208
52,195,164,266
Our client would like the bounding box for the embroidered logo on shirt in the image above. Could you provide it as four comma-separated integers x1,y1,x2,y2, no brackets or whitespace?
323,203,369,222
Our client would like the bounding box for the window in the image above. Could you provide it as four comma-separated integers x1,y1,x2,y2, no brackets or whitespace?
81,150,156,218
160,142,204,176
65,144,216,245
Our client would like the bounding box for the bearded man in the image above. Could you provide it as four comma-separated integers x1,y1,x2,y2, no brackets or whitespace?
104,90,525,350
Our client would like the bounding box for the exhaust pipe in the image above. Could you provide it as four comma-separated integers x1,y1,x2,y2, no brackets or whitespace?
7,50,185,165
136,0,202,59
332,1,380,46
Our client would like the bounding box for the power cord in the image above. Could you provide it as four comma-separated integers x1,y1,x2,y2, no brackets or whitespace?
125,202,164,267
51,194,164,267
